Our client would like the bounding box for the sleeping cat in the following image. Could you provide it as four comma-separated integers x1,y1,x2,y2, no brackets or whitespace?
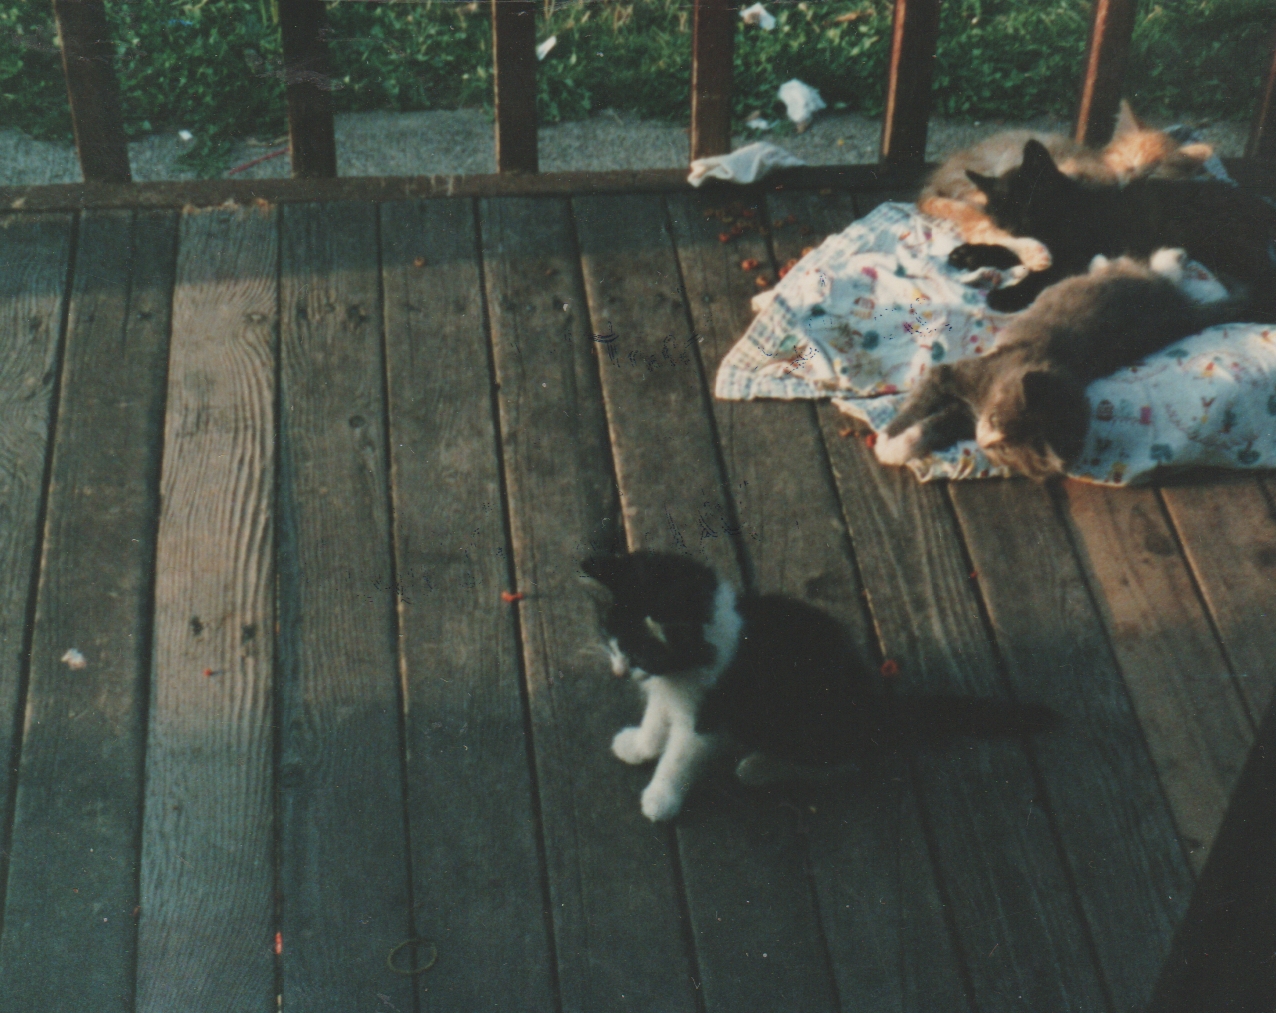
875,249,1241,477
951,138,1276,313
582,550,1056,821
919,101,1213,273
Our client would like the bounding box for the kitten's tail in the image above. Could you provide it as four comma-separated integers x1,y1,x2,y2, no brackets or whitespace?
889,695,1059,746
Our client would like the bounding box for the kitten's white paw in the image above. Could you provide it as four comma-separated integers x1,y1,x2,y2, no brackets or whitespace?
1149,247,1187,282
875,424,923,466
640,779,685,822
612,727,661,765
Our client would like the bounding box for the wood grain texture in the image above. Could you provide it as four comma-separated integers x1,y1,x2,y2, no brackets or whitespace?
879,0,942,165
949,480,1194,1010
819,430,1106,1012
276,202,412,1010
137,206,278,1013
1074,0,1138,145
690,0,736,160
581,190,836,1013
0,211,72,887
1162,476,1276,722
0,210,175,1012
380,198,555,1010
1060,482,1253,872
480,196,695,1013
50,0,131,183
761,189,969,1011
278,0,338,178
491,0,539,173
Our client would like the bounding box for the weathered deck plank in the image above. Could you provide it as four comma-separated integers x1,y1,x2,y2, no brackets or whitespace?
137,206,278,1012
949,480,1195,1009
275,202,414,1009
1059,482,1252,871
575,192,839,1013
380,198,556,1010
816,431,1107,1012
0,210,174,1011
480,196,695,1013
762,188,972,1011
0,214,71,897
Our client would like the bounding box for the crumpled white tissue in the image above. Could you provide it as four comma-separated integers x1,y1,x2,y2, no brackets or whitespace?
536,36,557,60
777,79,827,127
687,142,805,188
740,3,777,30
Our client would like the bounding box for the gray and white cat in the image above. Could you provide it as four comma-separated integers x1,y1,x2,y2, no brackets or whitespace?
875,249,1240,478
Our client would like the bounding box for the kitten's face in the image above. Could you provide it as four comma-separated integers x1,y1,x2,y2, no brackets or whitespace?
582,551,718,677
967,139,1069,235
977,368,1089,479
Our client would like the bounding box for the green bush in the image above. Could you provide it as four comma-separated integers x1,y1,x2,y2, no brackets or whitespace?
0,0,1271,175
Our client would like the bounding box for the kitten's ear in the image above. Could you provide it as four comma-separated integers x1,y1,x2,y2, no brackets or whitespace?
1112,99,1143,137
1020,139,1060,177
965,170,997,194
1022,369,1080,415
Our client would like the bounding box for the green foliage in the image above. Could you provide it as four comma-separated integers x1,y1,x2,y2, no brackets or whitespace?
0,0,1271,177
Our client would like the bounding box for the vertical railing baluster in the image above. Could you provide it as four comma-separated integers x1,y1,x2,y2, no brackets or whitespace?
279,0,338,178
492,0,539,173
1246,26,1276,161
879,0,942,166
1074,0,1138,146
50,0,131,184
690,0,735,160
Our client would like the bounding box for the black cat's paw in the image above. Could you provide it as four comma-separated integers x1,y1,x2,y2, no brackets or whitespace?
948,244,1023,271
985,284,1036,313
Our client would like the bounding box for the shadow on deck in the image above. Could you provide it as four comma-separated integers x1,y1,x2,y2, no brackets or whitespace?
0,175,1272,1012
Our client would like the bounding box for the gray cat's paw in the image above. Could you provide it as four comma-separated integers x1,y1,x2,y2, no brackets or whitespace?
612,727,660,765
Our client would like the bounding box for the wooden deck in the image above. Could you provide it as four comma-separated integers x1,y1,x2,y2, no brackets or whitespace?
0,180,1272,1013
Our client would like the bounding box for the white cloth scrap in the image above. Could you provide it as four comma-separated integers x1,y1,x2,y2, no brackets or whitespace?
740,3,777,30
714,201,1276,485
687,142,805,188
777,79,826,127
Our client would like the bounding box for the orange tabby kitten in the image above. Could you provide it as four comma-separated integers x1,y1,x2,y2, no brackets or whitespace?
918,101,1214,272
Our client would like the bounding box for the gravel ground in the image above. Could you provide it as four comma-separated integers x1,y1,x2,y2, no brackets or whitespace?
0,107,1251,186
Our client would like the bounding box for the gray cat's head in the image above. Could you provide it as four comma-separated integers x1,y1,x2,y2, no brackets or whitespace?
976,367,1090,479
581,551,719,677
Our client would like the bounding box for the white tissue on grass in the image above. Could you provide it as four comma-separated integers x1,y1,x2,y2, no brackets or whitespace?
745,117,773,131
536,35,557,60
777,79,826,127
61,648,87,670
740,3,777,30
687,142,806,187
178,130,193,143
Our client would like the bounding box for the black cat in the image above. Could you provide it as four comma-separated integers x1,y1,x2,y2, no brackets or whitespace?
583,550,1056,821
949,139,1276,314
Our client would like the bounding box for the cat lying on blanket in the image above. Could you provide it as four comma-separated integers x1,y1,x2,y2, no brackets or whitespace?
875,250,1244,478
582,550,1056,821
948,138,1276,314
918,101,1213,275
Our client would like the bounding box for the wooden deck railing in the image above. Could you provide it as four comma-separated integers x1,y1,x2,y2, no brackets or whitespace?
49,0,1276,185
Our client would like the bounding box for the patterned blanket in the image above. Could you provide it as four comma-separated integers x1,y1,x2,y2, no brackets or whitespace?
714,202,1276,485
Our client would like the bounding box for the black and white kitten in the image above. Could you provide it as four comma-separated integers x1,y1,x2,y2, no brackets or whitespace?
949,138,1276,314
583,550,1056,821
876,250,1240,478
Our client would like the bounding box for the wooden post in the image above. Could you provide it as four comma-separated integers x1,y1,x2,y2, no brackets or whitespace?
1245,25,1276,161
492,0,538,173
50,0,131,184
879,0,942,166
690,0,736,160
278,0,338,178
1074,0,1138,147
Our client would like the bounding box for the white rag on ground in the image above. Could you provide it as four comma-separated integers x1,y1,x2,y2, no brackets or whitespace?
713,201,1276,485
687,142,805,188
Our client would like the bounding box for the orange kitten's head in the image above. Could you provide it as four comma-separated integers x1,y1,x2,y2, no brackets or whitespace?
1101,100,1213,182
